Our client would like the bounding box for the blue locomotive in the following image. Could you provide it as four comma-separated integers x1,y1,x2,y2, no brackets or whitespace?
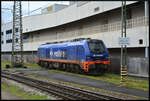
36,38,110,74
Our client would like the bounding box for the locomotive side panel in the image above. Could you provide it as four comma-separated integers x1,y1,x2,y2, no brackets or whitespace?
36,39,110,75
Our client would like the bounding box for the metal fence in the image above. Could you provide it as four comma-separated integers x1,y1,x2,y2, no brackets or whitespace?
23,16,149,43
81,16,149,35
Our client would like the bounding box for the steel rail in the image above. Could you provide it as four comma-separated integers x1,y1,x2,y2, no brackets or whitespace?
1,72,75,100
2,71,121,100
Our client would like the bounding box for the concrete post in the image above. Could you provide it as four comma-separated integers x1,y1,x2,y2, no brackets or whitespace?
28,1,30,16
145,1,149,58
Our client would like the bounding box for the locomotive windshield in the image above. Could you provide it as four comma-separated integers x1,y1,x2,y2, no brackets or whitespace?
88,40,105,54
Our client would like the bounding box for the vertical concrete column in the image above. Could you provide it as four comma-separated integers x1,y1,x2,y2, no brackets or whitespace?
145,1,149,58
28,1,30,16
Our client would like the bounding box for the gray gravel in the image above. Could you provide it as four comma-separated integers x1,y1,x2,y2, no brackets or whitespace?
1,91,23,100
2,78,57,100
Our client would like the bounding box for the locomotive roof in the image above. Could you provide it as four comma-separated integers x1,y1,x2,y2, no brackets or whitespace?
39,38,103,49
41,38,91,45
39,40,85,48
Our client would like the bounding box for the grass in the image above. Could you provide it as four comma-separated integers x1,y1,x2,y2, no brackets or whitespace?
1,61,11,70
23,62,41,69
1,60,41,70
1,60,149,92
1,81,51,100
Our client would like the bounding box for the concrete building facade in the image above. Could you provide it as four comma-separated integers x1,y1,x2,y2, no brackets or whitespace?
1,1,149,77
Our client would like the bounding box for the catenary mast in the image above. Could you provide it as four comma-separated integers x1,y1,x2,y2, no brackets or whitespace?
11,1,24,67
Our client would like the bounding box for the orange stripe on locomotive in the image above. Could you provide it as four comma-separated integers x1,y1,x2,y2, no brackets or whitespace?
37,58,110,72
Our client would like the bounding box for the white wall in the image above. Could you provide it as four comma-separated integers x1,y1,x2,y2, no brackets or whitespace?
2,1,136,34
1,24,148,52
1,22,13,52
21,26,150,51
2,1,147,52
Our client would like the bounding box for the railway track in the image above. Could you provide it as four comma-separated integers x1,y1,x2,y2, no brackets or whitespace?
2,71,121,100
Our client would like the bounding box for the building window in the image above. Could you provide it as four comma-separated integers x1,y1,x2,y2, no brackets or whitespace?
15,28,19,32
23,34,29,41
6,29,12,43
6,29,12,34
1,32,4,44
94,7,99,12
16,38,18,43
139,39,143,44
6,39,12,43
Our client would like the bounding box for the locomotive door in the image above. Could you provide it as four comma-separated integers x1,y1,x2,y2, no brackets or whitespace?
61,48,67,59
76,46,85,62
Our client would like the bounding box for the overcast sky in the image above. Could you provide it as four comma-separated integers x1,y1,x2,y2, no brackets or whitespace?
1,1,70,23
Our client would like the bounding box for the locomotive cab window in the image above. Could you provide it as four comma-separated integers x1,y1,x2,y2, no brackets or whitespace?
88,40,105,54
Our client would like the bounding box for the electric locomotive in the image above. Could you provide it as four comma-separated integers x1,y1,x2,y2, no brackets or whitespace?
36,38,110,75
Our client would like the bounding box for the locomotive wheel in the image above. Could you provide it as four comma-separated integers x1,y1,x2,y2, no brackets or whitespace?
70,64,74,72
72,66,76,73
66,64,71,72
75,65,80,74
52,62,56,69
64,64,68,71
38,61,41,66
43,62,47,68
43,62,46,68
41,61,44,67
62,64,66,70
59,63,63,70
48,62,52,69
45,62,49,68
66,67,70,72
